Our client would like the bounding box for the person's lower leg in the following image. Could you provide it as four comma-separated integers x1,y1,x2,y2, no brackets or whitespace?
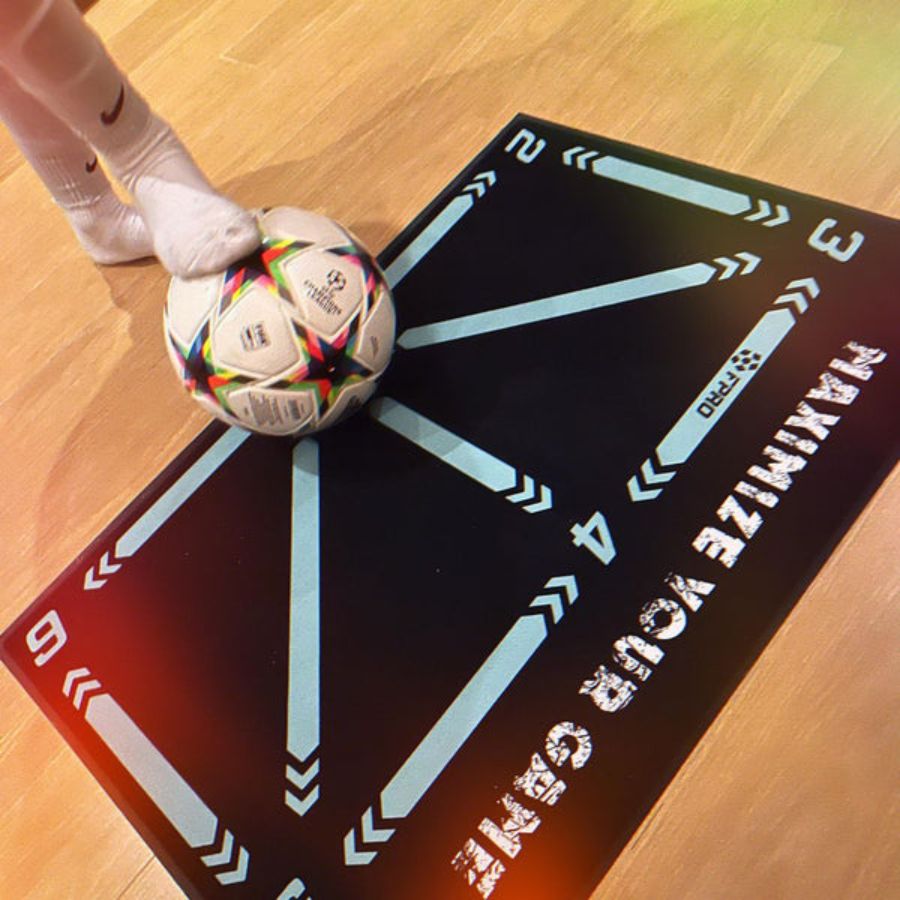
0,0,260,277
0,64,152,264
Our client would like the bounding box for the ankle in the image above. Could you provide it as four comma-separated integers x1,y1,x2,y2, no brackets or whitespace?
64,192,153,265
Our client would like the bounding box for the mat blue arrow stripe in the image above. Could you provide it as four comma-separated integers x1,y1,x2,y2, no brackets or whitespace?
288,440,320,765
657,308,796,467
384,195,474,289
381,615,547,820
116,428,249,558
369,398,517,493
85,693,218,848
397,262,715,349
593,156,753,215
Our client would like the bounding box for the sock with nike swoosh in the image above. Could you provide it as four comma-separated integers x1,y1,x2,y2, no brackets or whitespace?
0,0,260,278
0,64,153,264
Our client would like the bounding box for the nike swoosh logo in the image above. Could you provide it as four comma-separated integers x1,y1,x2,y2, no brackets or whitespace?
100,85,125,125
85,156,99,173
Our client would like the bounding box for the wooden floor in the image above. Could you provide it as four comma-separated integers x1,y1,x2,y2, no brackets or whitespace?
1,1,897,898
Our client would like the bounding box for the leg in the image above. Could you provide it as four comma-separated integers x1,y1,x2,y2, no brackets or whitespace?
0,63,153,264
0,0,260,277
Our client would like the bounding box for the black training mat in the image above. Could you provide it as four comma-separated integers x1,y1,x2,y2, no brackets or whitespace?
3,114,898,900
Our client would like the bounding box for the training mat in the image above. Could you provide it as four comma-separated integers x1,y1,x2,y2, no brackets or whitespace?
3,114,898,900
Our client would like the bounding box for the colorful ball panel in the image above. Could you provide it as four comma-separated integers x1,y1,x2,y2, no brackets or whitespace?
164,207,396,437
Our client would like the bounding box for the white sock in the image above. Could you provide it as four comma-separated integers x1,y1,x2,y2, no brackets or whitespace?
0,0,260,277
67,184,156,265
0,63,152,264
119,117,264,278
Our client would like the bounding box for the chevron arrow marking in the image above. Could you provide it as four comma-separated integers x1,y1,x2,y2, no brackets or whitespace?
530,593,564,624
627,475,662,503
98,552,121,575
344,828,377,867
744,199,791,227
504,473,554,513
764,204,790,227
84,551,125,592
62,668,103,711
529,576,580,623
787,277,820,298
744,199,771,222
561,146,600,170
775,277,820,316
83,568,106,591
463,171,497,199
775,291,809,315
285,785,320,818
201,830,234,867
544,575,578,605
627,457,676,502
714,256,739,280
736,251,761,273
216,846,250,885
63,667,91,697
73,678,102,711
363,806,395,843
285,758,320,816
522,484,553,513
713,252,760,280
562,145,585,165
641,458,675,485
286,760,319,792
506,473,535,504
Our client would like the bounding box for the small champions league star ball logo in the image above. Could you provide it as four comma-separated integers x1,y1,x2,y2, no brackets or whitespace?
731,349,762,372
326,269,347,291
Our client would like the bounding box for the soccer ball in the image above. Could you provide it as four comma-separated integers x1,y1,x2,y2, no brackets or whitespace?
164,207,396,437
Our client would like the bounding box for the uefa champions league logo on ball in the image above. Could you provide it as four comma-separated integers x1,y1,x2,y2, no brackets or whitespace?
326,269,347,291
301,267,351,319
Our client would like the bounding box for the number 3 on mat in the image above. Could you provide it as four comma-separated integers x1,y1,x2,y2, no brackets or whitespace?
808,218,864,263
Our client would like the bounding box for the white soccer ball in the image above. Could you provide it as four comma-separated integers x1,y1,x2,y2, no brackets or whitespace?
164,207,396,437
